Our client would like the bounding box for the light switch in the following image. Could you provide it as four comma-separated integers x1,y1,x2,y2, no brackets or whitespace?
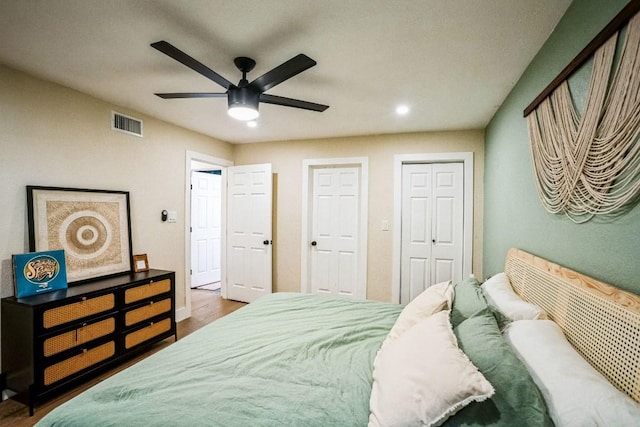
381,220,389,231
167,211,177,223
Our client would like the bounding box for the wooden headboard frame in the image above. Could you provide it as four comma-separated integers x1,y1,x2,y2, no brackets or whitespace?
504,248,640,403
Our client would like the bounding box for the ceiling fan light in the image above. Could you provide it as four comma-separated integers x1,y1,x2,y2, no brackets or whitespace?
227,87,260,121
228,106,259,121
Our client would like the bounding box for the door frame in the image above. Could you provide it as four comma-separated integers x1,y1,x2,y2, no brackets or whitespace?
182,150,233,321
300,157,369,299
392,152,474,304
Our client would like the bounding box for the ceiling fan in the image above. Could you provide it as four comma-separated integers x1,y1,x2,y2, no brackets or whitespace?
151,40,329,121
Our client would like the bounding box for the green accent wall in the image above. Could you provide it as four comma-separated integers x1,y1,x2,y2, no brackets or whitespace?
483,0,640,294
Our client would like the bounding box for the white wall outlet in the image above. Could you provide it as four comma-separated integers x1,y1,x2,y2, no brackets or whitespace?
167,210,177,223
381,220,389,231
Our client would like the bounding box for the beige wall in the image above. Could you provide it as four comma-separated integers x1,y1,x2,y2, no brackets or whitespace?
0,64,233,315
0,63,483,315
233,131,484,302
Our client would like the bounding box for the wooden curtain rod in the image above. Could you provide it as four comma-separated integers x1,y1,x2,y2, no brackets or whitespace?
523,0,640,117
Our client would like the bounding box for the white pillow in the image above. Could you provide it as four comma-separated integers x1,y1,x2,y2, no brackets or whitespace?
481,272,546,321
369,310,494,427
505,320,640,427
381,280,453,348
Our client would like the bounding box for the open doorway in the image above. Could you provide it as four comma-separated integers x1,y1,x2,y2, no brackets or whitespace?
190,169,222,292
182,151,233,321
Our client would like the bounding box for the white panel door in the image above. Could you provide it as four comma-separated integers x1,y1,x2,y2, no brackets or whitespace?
190,171,222,288
431,163,464,284
226,164,272,303
310,167,359,297
400,163,463,303
400,165,433,303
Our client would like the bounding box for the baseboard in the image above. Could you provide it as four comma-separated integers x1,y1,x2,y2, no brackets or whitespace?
175,306,188,322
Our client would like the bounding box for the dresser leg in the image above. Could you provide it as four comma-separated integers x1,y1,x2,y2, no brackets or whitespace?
28,384,35,416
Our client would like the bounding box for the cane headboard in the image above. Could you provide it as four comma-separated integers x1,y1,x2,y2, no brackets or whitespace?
504,248,640,403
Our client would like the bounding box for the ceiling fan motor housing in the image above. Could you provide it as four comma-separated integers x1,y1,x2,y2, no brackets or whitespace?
228,86,260,112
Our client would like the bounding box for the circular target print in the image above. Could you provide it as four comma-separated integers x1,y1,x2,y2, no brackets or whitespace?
58,210,113,260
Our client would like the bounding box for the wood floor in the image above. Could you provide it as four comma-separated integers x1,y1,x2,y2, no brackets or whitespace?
0,289,246,427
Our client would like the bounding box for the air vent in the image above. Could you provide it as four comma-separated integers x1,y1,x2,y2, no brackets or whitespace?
111,111,143,137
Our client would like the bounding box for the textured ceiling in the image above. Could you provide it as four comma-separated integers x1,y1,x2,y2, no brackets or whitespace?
0,0,572,144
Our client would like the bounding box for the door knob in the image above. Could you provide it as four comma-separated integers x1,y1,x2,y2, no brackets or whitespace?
311,241,317,246
263,240,271,245
432,239,436,243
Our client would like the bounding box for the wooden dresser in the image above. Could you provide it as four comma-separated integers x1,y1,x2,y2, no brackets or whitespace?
1,269,176,415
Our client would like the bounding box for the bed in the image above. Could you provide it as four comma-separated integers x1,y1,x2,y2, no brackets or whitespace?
35,248,640,426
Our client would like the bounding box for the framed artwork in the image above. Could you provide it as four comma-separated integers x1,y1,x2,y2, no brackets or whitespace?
133,254,149,272
27,186,133,284
13,249,68,298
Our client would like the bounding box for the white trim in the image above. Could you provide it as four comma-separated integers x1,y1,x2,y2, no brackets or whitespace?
301,157,369,299
175,306,188,323
392,152,474,304
184,150,233,319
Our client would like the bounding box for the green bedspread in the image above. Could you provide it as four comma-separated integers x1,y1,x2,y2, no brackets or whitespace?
36,292,402,427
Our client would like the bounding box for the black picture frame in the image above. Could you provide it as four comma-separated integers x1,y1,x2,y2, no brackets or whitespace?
26,185,133,285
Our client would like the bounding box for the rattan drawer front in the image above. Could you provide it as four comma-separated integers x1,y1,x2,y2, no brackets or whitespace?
124,318,171,349
43,294,115,329
43,317,116,357
124,279,171,304
125,298,171,327
43,341,115,386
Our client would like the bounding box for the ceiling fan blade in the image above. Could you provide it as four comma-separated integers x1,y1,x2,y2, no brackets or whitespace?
260,94,329,112
151,41,233,90
155,92,227,99
249,54,317,93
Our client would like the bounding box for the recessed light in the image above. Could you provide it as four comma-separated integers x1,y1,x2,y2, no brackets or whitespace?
247,120,258,128
396,105,410,116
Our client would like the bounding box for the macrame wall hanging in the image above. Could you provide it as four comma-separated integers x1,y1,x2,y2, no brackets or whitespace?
524,0,640,223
